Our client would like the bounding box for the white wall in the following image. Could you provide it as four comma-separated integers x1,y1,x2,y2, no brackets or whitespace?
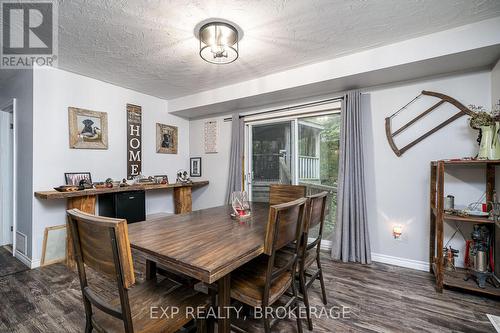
189,71,492,269
363,71,491,267
0,70,34,258
31,67,189,265
190,116,232,210
493,59,500,106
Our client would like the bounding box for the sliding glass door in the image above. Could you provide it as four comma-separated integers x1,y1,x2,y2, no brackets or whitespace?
245,111,340,244
297,114,340,242
247,121,294,202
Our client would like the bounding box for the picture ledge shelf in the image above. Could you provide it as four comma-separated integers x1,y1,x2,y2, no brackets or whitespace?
34,181,209,200
431,159,500,166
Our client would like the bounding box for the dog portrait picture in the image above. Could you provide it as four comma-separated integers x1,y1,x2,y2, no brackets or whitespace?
68,107,108,149
156,123,178,154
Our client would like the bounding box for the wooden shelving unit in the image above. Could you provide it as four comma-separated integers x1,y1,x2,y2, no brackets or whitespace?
429,159,500,298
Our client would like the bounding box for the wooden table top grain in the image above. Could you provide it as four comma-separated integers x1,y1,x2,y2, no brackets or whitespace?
128,202,269,284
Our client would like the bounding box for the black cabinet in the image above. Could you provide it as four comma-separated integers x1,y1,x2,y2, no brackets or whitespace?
99,191,145,223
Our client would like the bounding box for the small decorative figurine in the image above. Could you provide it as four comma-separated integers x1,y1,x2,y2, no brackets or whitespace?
176,169,192,184
78,179,93,190
131,174,156,185
443,246,458,271
105,178,113,188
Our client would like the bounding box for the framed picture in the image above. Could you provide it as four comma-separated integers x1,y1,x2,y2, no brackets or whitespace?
65,172,92,186
41,225,66,266
153,175,169,184
156,123,178,154
190,157,202,177
68,107,108,149
204,120,218,153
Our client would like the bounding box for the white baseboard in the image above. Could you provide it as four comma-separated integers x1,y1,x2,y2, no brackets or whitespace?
371,252,429,272
320,243,429,272
31,259,41,269
15,251,40,269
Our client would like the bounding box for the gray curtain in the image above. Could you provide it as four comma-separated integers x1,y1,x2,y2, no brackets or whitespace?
226,113,244,204
332,90,371,264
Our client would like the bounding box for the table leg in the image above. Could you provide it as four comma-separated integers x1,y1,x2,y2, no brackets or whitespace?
217,274,231,333
66,195,96,269
207,288,217,333
174,186,192,214
146,260,157,280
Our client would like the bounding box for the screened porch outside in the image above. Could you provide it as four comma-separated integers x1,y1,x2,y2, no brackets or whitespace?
250,114,340,241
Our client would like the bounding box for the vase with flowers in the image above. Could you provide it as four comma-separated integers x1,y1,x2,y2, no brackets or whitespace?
469,105,500,160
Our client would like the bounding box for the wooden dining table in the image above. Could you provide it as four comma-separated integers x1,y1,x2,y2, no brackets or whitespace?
127,202,270,333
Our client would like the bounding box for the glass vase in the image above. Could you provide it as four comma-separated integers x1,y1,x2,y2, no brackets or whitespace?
231,191,250,216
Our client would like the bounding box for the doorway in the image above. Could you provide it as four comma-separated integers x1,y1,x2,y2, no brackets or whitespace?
245,108,341,246
248,121,294,202
0,100,15,253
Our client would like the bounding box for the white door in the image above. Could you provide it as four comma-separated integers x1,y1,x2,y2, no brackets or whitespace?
0,108,13,246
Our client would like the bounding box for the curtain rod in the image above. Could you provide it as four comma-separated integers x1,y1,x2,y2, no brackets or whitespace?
223,96,344,122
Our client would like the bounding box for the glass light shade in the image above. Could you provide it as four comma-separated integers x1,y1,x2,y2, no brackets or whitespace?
199,22,238,64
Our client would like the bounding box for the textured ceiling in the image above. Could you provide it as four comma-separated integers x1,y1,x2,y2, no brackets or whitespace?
57,0,500,99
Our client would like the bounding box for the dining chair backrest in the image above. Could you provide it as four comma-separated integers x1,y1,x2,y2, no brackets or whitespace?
302,191,329,253
264,197,307,256
67,209,136,332
259,197,306,309
67,209,136,288
269,184,306,206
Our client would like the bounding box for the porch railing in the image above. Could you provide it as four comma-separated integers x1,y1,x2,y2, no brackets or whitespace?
253,154,320,181
299,155,320,180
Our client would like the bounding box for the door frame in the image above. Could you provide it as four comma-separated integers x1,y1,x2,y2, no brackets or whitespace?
0,99,17,255
244,110,340,198
244,119,296,199
244,108,341,249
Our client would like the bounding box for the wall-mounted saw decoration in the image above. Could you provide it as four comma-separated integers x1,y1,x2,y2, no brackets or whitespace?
385,90,474,157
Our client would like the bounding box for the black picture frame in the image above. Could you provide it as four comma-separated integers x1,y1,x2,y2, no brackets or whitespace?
190,157,202,177
65,172,92,186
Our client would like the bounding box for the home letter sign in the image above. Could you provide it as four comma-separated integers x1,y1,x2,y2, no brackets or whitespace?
127,104,142,179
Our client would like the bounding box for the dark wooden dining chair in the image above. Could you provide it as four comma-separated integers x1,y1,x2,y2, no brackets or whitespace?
67,209,209,333
230,198,307,333
279,191,329,330
269,184,306,206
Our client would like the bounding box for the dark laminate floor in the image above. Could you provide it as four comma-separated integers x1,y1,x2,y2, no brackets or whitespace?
0,249,499,333
0,246,28,277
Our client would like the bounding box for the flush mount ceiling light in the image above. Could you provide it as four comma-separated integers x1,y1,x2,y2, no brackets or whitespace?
198,21,239,64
